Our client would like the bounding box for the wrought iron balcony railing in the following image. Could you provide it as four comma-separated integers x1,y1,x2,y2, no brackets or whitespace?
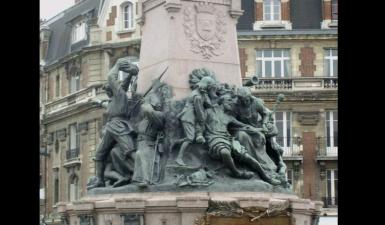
66,148,79,160
243,76,338,90
322,197,338,208
275,137,303,157
323,77,338,88
316,137,338,157
255,78,293,90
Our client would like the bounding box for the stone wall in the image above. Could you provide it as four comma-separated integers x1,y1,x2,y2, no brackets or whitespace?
238,39,337,77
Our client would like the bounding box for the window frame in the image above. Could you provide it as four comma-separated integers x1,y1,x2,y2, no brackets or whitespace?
286,169,294,188
71,20,87,44
326,169,338,205
263,0,281,22
55,74,60,97
274,111,292,155
68,175,79,201
69,71,80,93
53,176,59,204
68,123,79,151
121,2,135,31
324,48,338,77
331,0,338,21
256,49,291,78
325,111,338,156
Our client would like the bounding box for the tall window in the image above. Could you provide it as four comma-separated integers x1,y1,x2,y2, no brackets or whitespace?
71,21,86,43
274,112,292,154
325,111,338,155
331,0,338,21
256,49,291,78
69,72,80,93
123,3,134,30
55,139,59,154
69,175,79,201
264,0,281,21
54,177,59,204
69,123,79,151
55,75,60,97
324,49,338,77
286,169,293,187
326,169,338,205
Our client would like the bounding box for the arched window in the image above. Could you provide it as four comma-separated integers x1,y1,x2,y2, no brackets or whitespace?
68,175,79,201
122,2,134,30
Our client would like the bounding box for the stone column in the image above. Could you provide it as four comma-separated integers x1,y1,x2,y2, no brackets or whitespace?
137,0,244,99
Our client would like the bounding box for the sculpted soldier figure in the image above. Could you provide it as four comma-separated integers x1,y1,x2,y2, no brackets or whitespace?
103,145,135,187
174,75,216,166
204,93,281,185
87,58,139,189
132,89,166,188
233,87,286,184
264,94,288,183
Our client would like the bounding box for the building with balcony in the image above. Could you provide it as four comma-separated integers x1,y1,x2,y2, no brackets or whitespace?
40,0,337,224
237,0,338,220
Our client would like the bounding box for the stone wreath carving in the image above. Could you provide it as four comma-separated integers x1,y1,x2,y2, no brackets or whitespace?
183,3,226,59
194,200,291,225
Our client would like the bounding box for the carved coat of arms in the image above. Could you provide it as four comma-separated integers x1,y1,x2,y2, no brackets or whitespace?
183,3,226,59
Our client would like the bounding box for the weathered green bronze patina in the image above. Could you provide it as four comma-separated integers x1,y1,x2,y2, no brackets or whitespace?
87,58,291,193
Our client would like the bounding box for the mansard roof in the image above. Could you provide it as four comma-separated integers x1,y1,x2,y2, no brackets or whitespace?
41,0,102,67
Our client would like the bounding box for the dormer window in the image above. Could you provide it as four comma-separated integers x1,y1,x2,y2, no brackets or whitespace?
263,0,281,21
71,21,86,43
253,0,292,30
123,3,134,30
331,0,338,21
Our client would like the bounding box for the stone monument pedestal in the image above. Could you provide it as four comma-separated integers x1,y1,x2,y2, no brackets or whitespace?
57,192,323,225
136,0,244,99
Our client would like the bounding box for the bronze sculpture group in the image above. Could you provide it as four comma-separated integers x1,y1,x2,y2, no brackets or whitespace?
87,58,290,191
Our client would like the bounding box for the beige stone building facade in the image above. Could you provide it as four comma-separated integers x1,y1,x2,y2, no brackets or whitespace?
40,0,337,224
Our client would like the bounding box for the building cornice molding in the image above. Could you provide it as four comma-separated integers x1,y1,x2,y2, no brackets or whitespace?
42,103,102,126
43,39,141,72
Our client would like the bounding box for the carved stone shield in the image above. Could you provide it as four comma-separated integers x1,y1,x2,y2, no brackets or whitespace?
196,12,216,41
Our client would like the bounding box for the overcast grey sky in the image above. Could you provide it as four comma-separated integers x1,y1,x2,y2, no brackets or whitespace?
40,0,74,20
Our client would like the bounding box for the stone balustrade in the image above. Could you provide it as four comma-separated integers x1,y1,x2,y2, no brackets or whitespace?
44,84,104,115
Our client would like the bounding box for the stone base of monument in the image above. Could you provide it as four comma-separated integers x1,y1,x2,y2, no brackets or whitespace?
87,144,292,195
56,192,322,225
